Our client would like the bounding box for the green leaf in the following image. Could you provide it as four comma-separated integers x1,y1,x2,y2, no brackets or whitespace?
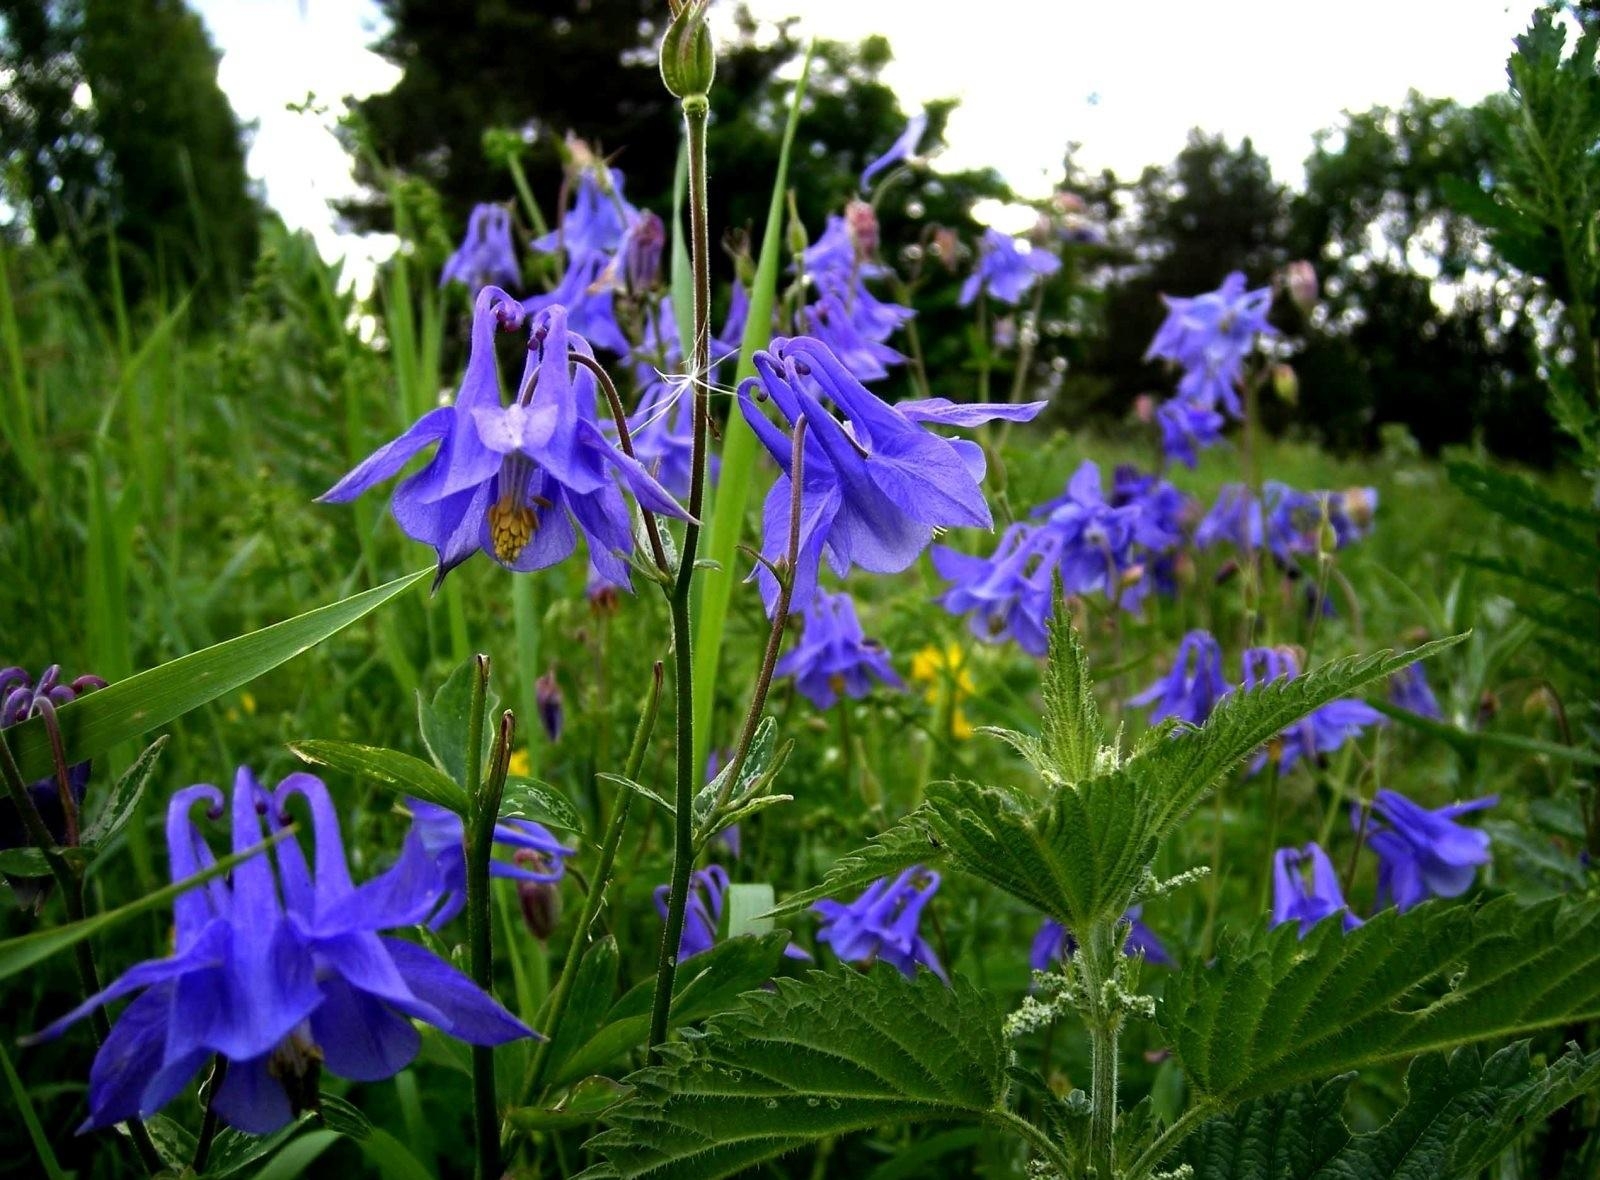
1,828,291,984
507,1076,634,1132
289,740,466,813
81,735,168,848
725,883,775,940
1159,896,1600,1107
597,772,678,818
501,775,584,832
580,968,1018,1180
1130,637,1465,842
1039,605,1105,783
5,568,430,783
542,936,621,1085
769,808,942,917
0,845,93,877
1169,1043,1600,1180
418,655,499,785
552,931,793,1087
319,1095,435,1180
689,42,816,787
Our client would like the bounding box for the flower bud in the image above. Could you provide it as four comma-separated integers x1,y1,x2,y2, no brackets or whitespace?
1271,362,1299,404
624,210,665,292
1133,393,1157,424
659,0,715,100
1284,260,1318,314
515,851,562,941
845,198,879,261
535,670,564,743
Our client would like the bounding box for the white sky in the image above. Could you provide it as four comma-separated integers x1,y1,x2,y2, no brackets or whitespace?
190,0,1535,269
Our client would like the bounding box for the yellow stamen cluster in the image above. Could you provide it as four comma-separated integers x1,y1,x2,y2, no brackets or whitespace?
489,496,538,563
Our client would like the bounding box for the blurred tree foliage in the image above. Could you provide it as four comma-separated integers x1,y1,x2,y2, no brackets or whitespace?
0,0,260,298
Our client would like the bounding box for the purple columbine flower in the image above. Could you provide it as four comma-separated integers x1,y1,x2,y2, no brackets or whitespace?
1363,789,1496,912
522,249,630,355
1271,842,1361,936
530,165,638,261
29,770,533,1134
1145,271,1274,390
620,209,665,292
319,293,687,587
1029,906,1173,972
739,336,1043,613
932,522,1062,656
1388,663,1443,721
440,203,520,292
1241,646,1383,774
860,109,929,190
813,866,947,981
796,214,915,383
406,798,573,930
0,665,105,849
1156,397,1226,468
805,292,907,382
959,227,1060,306
1029,460,1152,607
774,589,902,709
1130,630,1230,726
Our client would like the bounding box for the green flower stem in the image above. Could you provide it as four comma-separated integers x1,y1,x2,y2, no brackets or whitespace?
1077,921,1120,1180
648,92,712,1065
463,658,510,1180
0,731,163,1175
191,1056,227,1173
514,661,664,1119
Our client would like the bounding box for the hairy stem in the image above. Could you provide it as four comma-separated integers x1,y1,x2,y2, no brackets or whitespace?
1077,923,1120,1179
463,660,507,1180
649,95,712,1064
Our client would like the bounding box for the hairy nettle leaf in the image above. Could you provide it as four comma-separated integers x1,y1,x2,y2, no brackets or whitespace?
1160,895,1600,1106
579,968,1018,1180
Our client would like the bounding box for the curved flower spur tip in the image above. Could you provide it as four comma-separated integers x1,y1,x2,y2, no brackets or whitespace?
860,109,931,192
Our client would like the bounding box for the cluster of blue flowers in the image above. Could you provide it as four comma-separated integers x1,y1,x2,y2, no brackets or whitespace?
29,770,536,1134
813,866,947,981
1145,271,1275,467
774,590,902,710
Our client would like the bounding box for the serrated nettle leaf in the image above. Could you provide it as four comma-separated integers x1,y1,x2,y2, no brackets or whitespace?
598,772,677,818
1172,1075,1354,1180
769,809,941,917
418,655,498,784
5,569,430,783
501,775,585,832
80,734,166,848
579,968,1024,1180
552,931,794,1088
1130,636,1466,841
1040,605,1106,783
289,740,466,813
1158,895,1600,1107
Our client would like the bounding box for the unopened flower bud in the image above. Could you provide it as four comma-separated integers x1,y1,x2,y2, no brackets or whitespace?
1053,190,1086,215
786,192,809,260
1134,393,1157,424
624,210,665,292
1271,363,1299,404
515,851,562,941
845,199,879,261
564,132,600,176
1342,486,1377,528
931,226,960,272
1284,260,1318,314
535,670,563,743
659,0,715,100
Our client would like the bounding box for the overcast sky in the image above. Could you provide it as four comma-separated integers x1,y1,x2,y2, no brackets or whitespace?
190,0,1535,268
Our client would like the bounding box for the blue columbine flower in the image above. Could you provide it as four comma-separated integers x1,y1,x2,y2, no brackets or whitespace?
1130,630,1229,726
440,203,520,292
29,769,533,1134
860,110,929,190
0,665,105,849
320,292,687,587
1271,842,1361,936
774,588,902,709
1030,460,1152,606
530,165,638,261
796,213,915,383
813,866,947,981
1362,789,1496,912
1241,646,1383,774
959,227,1060,306
739,336,1043,613
932,522,1062,656
406,798,574,930
1029,906,1173,972
1388,663,1443,720
522,249,630,355
1156,397,1226,468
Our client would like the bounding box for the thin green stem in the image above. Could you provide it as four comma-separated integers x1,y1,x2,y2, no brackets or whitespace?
513,662,664,1121
649,95,712,1064
192,1056,226,1173
991,1108,1075,1179
1077,923,1120,1179
463,659,506,1180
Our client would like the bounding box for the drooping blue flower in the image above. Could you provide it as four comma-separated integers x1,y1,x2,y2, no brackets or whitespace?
813,866,947,981
1029,906,1173,972
1271,842,1361,936
619,209,665,292
959,228,1060,306
774,589,902,709
654,865,809,961
522,249,630,355
1388,663,1443,721
440,203,520,292
932,522,1062,656
860,110,929,190
29,770,533,1135
804,292,906,382
1363,789,1496,912
1145,271,1274,392
1130,630,1229,726
796,213,915,382
0,666,105,853
739,336,1043,613
406,798,574,930
320,292,687,587
1241,646,1383,773
1029,460,1156,607
1156,397,1226,468
530,166,638,261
